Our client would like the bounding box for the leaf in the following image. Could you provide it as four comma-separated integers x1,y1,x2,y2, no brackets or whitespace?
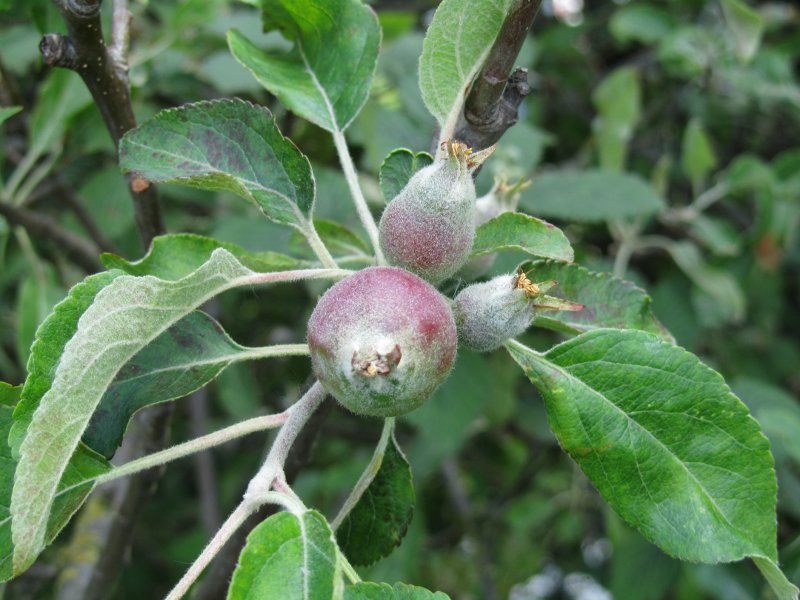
344,582,451,599
663,240,745,323
521,170,665,222
227,0,380,133
84,311,300,458
10,249,343,573
101,233,308,280
15,266,62,368
522,260,673,342
471,212,574,262
0,106,21,128
0,389,110,583
681,119,717,187
506,331,798,600
337,433,414,566
720,0,763,62
592,67,641,172
419,0,514,139
289,220,369,259
227,510,341,600
609,4,676,45
380,149,433,203
10,271,122,457
119,99,316,230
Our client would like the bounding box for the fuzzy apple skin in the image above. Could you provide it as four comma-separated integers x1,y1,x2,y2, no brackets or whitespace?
307,266,457,417
379,144,477,283
454,274,536,352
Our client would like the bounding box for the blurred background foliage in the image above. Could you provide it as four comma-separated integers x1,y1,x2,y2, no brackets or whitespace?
0,0,799,598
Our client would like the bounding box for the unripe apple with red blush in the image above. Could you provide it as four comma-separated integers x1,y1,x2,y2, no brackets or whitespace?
307,266,457,417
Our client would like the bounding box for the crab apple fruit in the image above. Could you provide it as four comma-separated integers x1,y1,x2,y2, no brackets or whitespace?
378,141,493,283
454,272,538,352
307,266,457,417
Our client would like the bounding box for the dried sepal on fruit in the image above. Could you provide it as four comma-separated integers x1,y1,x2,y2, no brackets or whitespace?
454,268,583,352
379,140,495,283
307,266,457,417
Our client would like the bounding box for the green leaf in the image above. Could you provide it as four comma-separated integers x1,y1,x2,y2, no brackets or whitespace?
228,510,342,599
337,433,414,566
379,149,433,203
418,0,513,139
0,388,110,583
289,220,369,259
28,69,91,161
689,215,740,256
0,106,21,127
506,331,798,600
344,582,451,599
609,4,676,45
10,271,122,457
15,265,62,368
722,154,775,193
681,119,718,187
84,311,303,458
522,260,672,342
227,0,380,132
471,212,574,262
101,233,308,280
10,249,343,573
521,170,665,222
592,67,641,172
663,240,745,323
720,0,763,62
119,99,316,231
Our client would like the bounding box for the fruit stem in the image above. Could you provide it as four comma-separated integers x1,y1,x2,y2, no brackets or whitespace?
163,491,294,600
331,417,395,530
332,130,387,265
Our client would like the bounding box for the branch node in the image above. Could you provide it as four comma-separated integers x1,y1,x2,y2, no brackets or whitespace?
39,34,79,69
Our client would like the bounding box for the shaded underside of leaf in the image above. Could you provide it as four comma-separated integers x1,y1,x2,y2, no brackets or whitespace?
522,260,673,342
506,330,777,565
83,311,247,458
337,433,415,566
119,99,315,228
227,510,341,599
472,212,574,262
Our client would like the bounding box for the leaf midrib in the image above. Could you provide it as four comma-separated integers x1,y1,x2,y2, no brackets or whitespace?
518,342,765,557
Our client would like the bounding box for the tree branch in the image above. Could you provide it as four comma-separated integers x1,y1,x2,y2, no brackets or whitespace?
38,3,170,598
454,0,540,151
0,201,102,271
40,0,164,246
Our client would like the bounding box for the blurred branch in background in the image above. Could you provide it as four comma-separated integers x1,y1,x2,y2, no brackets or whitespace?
28,2,171,598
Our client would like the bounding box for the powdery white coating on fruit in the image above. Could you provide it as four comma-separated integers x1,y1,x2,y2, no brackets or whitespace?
454,274,536,352
307,266,457,417
378,146,477,282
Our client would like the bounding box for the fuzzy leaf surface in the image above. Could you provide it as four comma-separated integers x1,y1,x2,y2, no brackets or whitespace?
521,169,665,222
472,212,574,262
0,390,110,582
344,582,451,599
227,510,341,599
84,311,299,458
228,0,380,132
419,0,513,137
522,260,672,341
379,148,433,202
506,331,797,600
10,249,343,573
101,233,308,280
119,99,315,229
338,434,415,566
